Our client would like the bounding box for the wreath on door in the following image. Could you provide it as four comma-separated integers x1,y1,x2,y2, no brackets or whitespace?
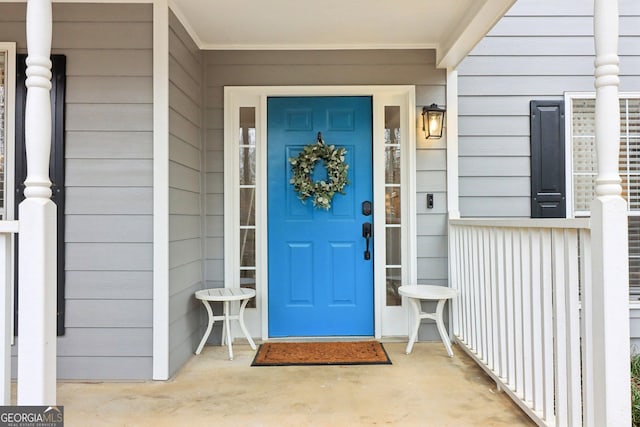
288,132,349,210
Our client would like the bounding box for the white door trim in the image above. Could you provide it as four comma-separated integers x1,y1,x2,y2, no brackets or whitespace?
224,86,416,340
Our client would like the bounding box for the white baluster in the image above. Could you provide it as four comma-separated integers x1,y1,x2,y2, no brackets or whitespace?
17,0,57,405
588,0,631,425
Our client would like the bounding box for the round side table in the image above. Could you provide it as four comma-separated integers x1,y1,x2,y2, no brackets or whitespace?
398,285,459,357
194,288,257,360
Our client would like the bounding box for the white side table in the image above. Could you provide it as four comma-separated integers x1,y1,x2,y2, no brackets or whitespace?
195,288,257,360
398,285,459,357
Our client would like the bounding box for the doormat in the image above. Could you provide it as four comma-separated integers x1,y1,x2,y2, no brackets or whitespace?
251,341,391,366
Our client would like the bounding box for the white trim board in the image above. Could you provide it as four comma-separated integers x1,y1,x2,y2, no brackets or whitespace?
152,0,170,381
224,86,417,340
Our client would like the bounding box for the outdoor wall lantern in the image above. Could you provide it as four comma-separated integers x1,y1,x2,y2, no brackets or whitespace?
421,103,446,139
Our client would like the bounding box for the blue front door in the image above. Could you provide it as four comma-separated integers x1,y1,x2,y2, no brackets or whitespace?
267,96,374,337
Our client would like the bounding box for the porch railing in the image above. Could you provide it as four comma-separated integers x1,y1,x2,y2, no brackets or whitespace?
0,221,18,405
449,218,590,427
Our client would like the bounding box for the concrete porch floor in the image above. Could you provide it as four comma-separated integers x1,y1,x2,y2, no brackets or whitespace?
57,342,534,426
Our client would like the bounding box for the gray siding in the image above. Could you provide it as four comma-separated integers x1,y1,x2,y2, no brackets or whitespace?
168,11,204,377
204,50,446,340
457,0,640,217
1,3,153,380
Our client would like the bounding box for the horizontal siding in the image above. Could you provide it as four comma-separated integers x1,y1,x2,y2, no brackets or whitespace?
57,357,152,381
11,354,153,381
0,3,154,380
457,0,640,218
66,131,153,159
65,271,152,300
168,10,204,377
66,187,152,214
66,76,152,103
66,104,153,131
57,328,152,357
66,215,153,242
64,49,153,76
66,243,153,271
169,261,202,297
66,159,153,186
66,300,152,328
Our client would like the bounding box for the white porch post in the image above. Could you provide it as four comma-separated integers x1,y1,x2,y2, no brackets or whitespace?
588,0,631,425
17,0,57,405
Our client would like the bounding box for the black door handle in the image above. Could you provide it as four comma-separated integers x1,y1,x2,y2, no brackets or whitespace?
362,222,372,260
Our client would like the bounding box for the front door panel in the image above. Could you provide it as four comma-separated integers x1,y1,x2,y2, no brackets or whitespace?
267,96,373,337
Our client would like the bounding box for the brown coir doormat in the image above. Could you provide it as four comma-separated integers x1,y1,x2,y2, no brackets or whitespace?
251,341,391,366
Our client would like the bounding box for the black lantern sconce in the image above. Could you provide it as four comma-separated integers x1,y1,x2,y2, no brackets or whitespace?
421,103,446,139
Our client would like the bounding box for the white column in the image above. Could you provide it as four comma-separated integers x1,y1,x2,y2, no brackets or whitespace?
152,0,170,380
446,68,460,220
17,0,57,405
588,0,631,425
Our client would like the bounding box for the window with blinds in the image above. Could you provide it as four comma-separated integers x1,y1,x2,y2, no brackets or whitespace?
568,94,640,298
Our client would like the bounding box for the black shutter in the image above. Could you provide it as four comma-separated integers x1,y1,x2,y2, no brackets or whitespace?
530,101,566,218
14,54,66,336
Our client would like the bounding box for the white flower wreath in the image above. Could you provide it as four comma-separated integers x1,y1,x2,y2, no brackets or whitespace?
288,133,349,210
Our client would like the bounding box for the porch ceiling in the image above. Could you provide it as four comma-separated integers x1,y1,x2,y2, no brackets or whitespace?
170,0,516,69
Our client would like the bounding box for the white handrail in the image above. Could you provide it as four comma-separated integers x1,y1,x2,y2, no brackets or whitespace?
449,217,589,229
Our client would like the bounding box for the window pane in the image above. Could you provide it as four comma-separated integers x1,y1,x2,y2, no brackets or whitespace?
574,174,596,212
239,106,256,185
572,96,640,300
572,99,595,136
385,187,401,224
386,227,401,265
626,175,640,210
384,106,401,189
384,106,400,142
385,147,401,184
623,99,640,135
240,229,255,267
386,267,402,306
240,270,256,308
239,107,256,145
239,146,256,185
573,137,596,173
240,188,255,226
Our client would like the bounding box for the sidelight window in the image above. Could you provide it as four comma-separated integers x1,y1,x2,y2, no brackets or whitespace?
385,106,402,306
239,107,256,307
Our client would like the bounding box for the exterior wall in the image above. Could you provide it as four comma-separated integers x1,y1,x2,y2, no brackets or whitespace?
0,3,154,379
457,0,640,217
168,12,204,376
457,0,640,346
204,50,447,340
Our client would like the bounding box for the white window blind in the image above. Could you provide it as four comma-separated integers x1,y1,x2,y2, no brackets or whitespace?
569,94,640,298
